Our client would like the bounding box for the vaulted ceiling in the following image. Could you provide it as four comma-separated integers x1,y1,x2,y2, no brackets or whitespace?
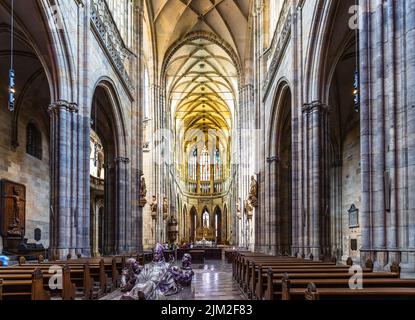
148,0,252,165
149,0,252,71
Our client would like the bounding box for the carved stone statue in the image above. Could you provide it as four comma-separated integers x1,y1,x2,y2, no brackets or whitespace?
97,149,104,179
236,198,242,220
120,258,143,292
163,197,169,220
248,175,258,207
121,244,180,300
244,199,254,220
139,175,147,207
150,195,158,220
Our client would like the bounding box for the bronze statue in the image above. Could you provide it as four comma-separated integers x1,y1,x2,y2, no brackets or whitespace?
171,254,194,287
121,244,180,300
120,258,143,292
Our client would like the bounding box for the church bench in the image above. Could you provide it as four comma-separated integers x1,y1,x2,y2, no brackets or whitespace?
245,260,339,293
10,261,99,299
233,253,271,283
0,267,73,300
233,253,308,281
264,266,401,301
46,259,107,296
238,256,335,292
0,269,50,300
300,283,415,300
280,275,415,300
248,263,360,299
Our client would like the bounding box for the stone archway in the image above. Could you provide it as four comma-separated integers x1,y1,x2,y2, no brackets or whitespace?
276,90,292,255
90,83,129,255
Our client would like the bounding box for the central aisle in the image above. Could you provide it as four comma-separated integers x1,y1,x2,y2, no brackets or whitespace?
192,261,246,300
102,261,246,300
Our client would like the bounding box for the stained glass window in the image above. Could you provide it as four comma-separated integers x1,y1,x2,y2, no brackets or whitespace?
26,123,42,160
188,147,197,181
214,149,222,180
200,145,210,181
202,210,210,229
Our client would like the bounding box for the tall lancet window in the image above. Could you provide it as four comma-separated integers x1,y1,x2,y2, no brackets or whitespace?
202,210,210,229
189,147,197,181
200,145,210,181
214,149,222,180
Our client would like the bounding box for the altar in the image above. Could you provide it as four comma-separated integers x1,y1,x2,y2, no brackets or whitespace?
195,227,215,242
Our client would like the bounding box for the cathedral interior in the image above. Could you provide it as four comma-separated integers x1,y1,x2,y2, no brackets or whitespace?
1,0,415,302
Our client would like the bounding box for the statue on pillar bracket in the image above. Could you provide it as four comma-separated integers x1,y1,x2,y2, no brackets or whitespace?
236,198,242,220
163,197,169,221
248,175,258,207
150,195,158,220
138,173,147,208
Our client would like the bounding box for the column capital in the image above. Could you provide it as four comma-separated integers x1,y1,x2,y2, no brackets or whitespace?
48,100,79,114
302,101,329,114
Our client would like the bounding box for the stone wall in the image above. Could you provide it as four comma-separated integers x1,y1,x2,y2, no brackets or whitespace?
0,101,50,251
341,125,361,261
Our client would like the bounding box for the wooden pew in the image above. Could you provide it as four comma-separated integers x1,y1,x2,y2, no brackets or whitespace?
303,282,415,300
51,259,107,296
282,274,415,300
10,262,92,299
2,264,77,300
251,263,355,299
265,262,404,300
0,268,58,300
247,260,340,296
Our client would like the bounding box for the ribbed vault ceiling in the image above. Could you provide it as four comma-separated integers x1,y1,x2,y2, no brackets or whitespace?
150,0,251,69
149,0,252,178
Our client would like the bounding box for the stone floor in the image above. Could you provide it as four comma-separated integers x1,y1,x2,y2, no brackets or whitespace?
102,260,246,301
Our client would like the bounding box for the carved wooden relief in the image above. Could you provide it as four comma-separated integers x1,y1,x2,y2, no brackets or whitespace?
0,180,26,238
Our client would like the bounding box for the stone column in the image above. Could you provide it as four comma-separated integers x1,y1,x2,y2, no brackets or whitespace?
404,0,415,274
104,161,116,254
359,0,415,274
267,156,279,255
302,101,329,259
115,157,130,254
48,100,80,259
131,0,144,253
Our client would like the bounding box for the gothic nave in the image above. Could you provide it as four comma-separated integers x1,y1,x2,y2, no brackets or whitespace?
1,0,415,304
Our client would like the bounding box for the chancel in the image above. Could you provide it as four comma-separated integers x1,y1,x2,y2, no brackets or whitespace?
0,0,415,302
